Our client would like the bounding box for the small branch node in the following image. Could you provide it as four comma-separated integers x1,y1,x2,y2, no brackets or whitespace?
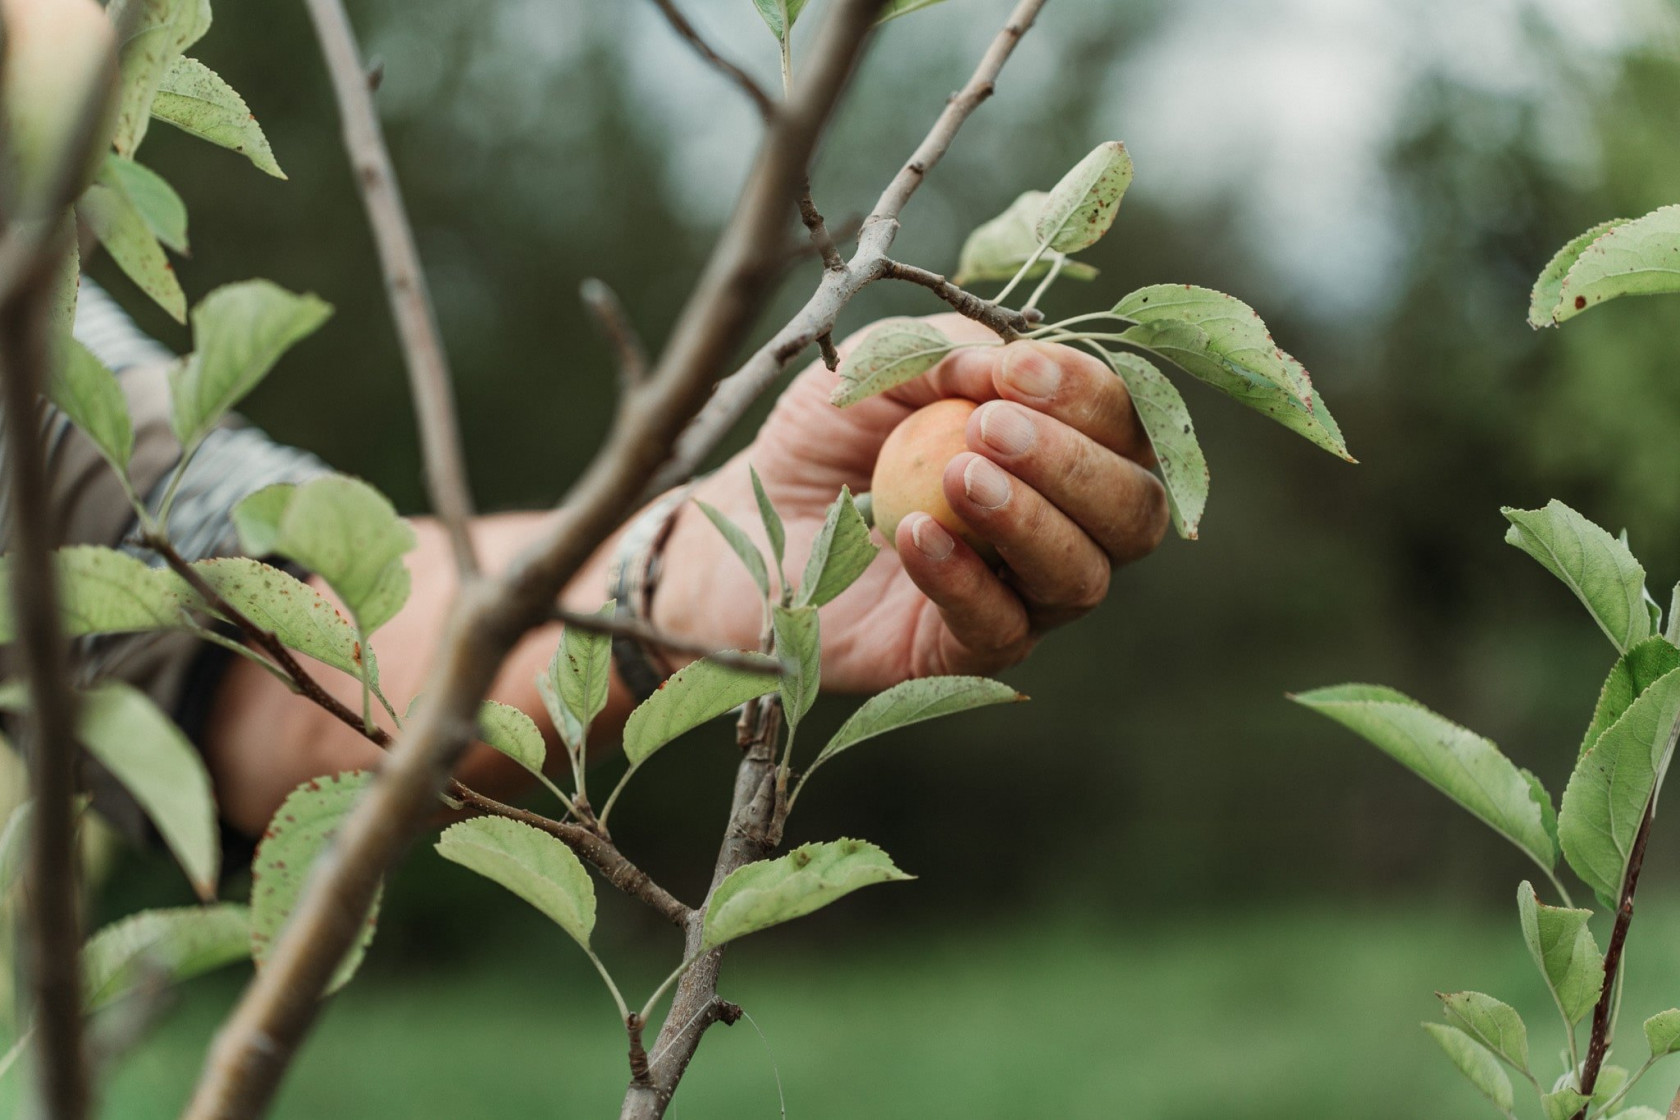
817,332,840,371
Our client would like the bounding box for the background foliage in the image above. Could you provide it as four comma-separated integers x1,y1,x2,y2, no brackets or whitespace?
51,0,1680,1114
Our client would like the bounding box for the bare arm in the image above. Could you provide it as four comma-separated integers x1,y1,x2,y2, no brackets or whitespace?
202,324,1169,835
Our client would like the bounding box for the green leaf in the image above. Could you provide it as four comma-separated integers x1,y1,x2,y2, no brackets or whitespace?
622,656,778,767
1518,881,1603,1025
0,545,190,644
436,817,595,950
83,904,249,1013
829,319,956,408
1536,205,1680,325
772,605,821,735
151,56,285,178
750,465,786,582
550,600,615,752
952,192,1100,287
80,681,218,898
189,557,369,681
251,771,380,994
1558,665,1680,901
702,838,912,950
50,223,80,347
169,279,333,452
0,799,31,899
477,700,547,781
813,676,1024,773
1504,502,1651,654
1529,220,1629,328
1292,685,1558,871
877,0,949,25
1647,1010,1680,1058
1595,1067,1630,1105
1115,286,1351,461
1438,992,1529,1073
103,154,186,253
697,501,769,601
1542,1088,1590,1120
48,340,133,476
1579,638,1680,761
795,486,879,608
108,0,212,157
1034,141,1134,255
1103,350,1208,539
751,0,810,40
76,161,186,323
1423,1023,1513,1112
1668,584,1679,646
1609,1109,1666,1120
232,475,416,636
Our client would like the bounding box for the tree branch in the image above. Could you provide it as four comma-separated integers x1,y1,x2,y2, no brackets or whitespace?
646,0,776,120
0,227,90,1120
649,0,1050,494
302,0,480,578
620,690,784,1119
798,175,845,272
548,605,777,674
580,279,649,391
181,3,882,1116
1573,792,1663,1117
878,258,1035,338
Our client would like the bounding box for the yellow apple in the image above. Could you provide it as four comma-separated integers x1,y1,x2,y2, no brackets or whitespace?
870,398,999,563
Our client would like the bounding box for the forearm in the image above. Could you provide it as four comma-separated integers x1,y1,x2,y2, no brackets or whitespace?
202,509,641,835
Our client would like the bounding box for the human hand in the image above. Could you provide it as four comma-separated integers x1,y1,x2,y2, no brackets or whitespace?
654,315,1170,691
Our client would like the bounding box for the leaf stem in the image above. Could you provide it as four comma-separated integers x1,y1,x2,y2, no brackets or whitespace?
638,954,702,1024
585,948,631,1023
1019,253,1065,314
992,241,1048,305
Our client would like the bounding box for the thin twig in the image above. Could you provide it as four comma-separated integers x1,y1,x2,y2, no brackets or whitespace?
1572,799,1659,1117
646,0,776,120
798,175,845,272
649,0,1050,494
878,259,1033,338
0,227,90,1120
181,3,882,1116
140,533,690,924
816,331,840,371
581,279,649,390
550,605,777,674
302,0,480,578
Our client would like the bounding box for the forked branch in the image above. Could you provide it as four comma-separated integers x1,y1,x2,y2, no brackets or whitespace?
650,0,1051,493
182,2,883,1115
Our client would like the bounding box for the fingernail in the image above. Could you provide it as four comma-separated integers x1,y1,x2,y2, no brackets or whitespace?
963,457,1011,510
978,402,1036,457
910,513,954,560
1003,345,1061,400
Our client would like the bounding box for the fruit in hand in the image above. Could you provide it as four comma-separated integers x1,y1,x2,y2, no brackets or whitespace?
870,398,999,563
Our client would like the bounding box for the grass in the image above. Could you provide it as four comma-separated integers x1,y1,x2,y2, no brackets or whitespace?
17,898,1680,1119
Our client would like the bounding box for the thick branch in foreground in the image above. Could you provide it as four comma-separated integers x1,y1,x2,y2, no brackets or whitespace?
651,0,1049,493
0,230,90,1120
302,0,480,578
180,4,882,1117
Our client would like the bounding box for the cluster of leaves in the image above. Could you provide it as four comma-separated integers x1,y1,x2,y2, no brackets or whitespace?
832,140,1354,540
1297,205,1680,1119
0,0,388,1063
433,471,1024,1026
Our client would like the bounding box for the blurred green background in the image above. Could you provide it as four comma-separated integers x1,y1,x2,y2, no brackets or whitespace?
42,0,1680,1115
